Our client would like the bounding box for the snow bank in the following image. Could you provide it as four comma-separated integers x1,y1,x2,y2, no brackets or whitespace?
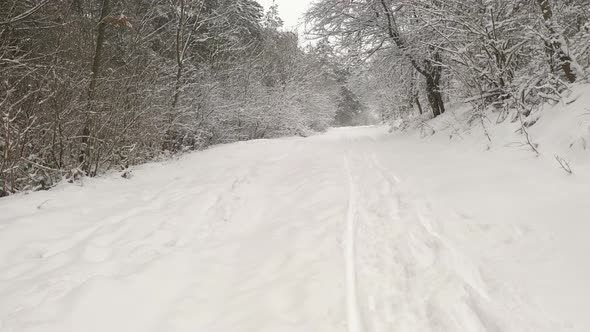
379,84,590,330
395,84,590,167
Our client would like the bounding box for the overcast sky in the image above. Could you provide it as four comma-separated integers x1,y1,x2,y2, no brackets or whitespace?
257,0,315,32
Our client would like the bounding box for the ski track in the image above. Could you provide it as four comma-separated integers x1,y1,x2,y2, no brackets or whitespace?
0,126,575,331
343,155,362,332
341,129,556,332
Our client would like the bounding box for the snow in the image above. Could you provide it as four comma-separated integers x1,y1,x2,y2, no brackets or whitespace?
1,87,590,331
343,156,362,332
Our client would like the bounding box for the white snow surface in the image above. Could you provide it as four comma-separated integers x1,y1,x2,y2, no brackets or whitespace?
1,87,590,332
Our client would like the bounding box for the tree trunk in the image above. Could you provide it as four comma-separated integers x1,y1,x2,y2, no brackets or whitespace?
88,0,110,103
416,63,446,117
79,0,110,170
172,0,185,112
415,96,423,115
536,0,576,83
422,50,445,117
380,0,446,117
410,68,423,115
163,0,186,152
425,76,445,117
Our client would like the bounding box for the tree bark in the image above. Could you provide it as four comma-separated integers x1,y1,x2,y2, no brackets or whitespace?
172,64,183,111
79,0,111,169
172,0,185,112
536,0,576,83
415,96,423,115
423,50,445,117
425,77,445,117
88,0,111,102
163,0,186,152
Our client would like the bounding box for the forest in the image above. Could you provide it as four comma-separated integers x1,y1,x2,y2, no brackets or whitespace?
2,0,589,196
1,2,590,330
307,0,589,122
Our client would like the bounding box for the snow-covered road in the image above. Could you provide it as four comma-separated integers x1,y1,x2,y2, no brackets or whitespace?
1,126,589,331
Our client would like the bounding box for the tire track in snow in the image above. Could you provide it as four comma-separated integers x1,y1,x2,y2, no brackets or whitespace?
343,155,363,332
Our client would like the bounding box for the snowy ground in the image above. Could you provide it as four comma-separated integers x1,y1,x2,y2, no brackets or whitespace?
1,94,590,331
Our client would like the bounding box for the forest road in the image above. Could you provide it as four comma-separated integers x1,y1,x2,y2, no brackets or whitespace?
0,126,580,332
